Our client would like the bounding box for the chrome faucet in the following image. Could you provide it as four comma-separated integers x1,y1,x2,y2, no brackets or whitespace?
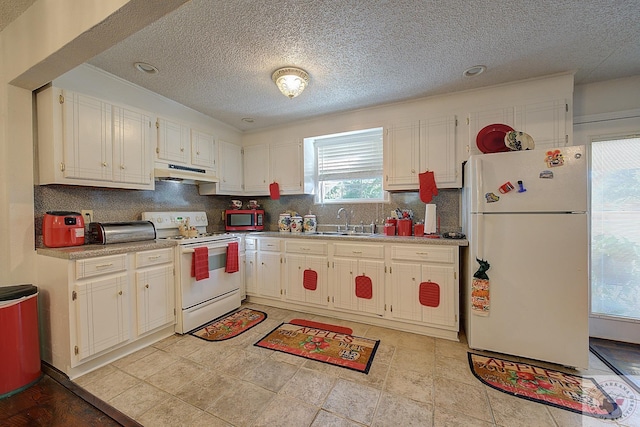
337,207,350,231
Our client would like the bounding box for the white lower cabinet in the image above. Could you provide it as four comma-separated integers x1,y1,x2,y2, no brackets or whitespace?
389,245,458,329
36,247,176,379
256,238,283,300
248,236,461,340
284,241,329,307
74,273,130,359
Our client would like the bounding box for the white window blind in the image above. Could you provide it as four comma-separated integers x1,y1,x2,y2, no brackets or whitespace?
317,128,383,180
314,127,385,203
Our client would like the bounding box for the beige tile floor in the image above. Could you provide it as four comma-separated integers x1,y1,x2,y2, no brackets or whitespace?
74,303,640,427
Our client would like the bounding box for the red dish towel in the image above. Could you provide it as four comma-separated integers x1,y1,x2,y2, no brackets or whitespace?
419,171,438,203
226,242,239,273
191,247,209,281
269,182,280,200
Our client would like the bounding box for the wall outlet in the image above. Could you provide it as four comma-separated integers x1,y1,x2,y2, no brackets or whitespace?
81,210,94,224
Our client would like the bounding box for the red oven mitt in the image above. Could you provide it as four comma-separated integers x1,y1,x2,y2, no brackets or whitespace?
225,242,239,273
269,182,280,200
191,247,209,281
419,171,438,203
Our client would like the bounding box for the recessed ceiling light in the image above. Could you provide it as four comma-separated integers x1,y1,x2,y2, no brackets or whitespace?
463,65,486,77
241,118,255,123
134,62,159,74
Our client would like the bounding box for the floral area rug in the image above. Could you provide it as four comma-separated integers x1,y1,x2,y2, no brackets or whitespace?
190,308,266,341
468,352,621,419
255,322,379,374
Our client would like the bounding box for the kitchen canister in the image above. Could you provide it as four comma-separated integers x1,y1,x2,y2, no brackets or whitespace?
290,216,303,233
397,219,412,236
303,214,317,233
278,213,291,232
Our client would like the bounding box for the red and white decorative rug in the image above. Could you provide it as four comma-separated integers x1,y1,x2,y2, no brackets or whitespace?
190,308,266,341
468,352,621,419
255,322,379,374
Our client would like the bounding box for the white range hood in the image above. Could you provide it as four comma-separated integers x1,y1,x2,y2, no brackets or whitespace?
154,164,219,184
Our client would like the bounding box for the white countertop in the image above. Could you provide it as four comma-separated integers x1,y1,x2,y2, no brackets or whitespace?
36,239,177,260
249,231,468,246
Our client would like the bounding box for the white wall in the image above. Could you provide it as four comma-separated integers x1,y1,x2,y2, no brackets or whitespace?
0,0,185,286
574,75,640,119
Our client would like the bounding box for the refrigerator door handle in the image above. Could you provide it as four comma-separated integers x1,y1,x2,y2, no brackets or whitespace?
473,157,483,213
474,213,484,260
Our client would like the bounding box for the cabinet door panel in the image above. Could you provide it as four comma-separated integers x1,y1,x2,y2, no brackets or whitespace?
285,254,306,303
113,106,152,185
271,141,302,194
420,264,455,327
332,258,358,311
63,92,112,181
514,99,567,149
384,121,419,189
257,251,281,298
75,274,129,359
218,141,244,193
243,144,270,194
390,262,422,322
356,260,385,316
245,250,257,295
304,255,328,306
420,115,457,187
157,118,189,163
136,265,174,335
191,129,216,169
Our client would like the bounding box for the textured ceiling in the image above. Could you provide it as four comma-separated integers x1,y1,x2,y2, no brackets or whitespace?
8,1,640,132
0,0,35,32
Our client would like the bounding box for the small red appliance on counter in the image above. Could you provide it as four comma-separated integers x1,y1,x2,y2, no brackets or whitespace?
42,211,85,247
225,209,264,231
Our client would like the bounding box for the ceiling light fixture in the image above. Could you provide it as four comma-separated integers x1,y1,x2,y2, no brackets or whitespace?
272,67,310,99
463,65,486,78
134,62,159,74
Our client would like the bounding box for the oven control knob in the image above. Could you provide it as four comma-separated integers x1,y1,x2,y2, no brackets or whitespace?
156,217,163,223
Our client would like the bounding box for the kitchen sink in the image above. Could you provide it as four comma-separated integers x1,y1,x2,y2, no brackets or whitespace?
313,231,377,237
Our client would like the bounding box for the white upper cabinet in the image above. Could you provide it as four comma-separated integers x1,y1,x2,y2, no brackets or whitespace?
384,115,458,190
218,140,244,193
270,141,304,194
190,128,217,170
113,105,154,185
243,144,270,195
468,99,568,155
384,121,420,189
156,117,189,164
37,87,154,190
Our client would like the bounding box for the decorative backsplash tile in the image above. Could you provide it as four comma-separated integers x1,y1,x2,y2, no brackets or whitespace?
34,183,460,237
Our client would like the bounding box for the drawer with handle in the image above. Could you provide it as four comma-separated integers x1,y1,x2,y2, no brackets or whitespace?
259,238,282,252
333,243,384,259
75,254,127,279
390,245,455,263
285,240,327,255
135,248,173,268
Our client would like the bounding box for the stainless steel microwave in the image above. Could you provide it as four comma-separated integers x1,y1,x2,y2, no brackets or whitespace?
225,209,264,231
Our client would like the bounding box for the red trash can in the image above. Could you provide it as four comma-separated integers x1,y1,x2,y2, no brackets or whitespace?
0,284,42,398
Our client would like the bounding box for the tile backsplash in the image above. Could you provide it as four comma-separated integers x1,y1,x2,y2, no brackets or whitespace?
34,183,460,238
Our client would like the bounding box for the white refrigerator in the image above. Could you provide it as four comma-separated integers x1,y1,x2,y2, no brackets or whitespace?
462,145,589,368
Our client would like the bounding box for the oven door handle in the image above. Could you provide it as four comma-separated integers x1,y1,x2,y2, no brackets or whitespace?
181,246,230,254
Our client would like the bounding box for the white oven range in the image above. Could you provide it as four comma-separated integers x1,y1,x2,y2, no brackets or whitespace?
141,211,241,334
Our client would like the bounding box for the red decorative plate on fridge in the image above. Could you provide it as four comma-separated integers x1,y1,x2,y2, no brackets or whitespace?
476,124,514,153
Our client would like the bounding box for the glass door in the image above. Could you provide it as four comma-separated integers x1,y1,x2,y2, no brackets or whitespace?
590,136,640,344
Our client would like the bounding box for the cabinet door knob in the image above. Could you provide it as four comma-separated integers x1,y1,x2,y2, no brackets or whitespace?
101,162,108,167
180,147,184,152
197,151,200,155
120,164,126,169
145,284,149,289
118,290,123,295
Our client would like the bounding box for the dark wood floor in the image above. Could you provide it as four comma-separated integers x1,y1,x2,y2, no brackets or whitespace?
0,365,141,427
